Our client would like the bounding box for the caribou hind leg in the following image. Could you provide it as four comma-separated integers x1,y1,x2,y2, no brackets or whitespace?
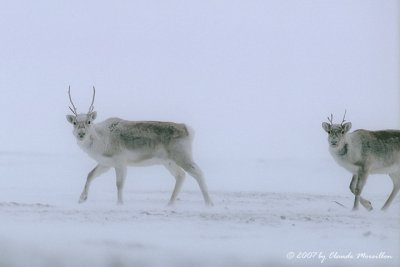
168,140,213,206
178,160,213,206
382,173,400,211
164,161,186,206
171,150,213,206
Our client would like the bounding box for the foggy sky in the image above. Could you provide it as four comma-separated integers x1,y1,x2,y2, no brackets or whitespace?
0,0,398,161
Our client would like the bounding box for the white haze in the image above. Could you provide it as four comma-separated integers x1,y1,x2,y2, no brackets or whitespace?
0,0,398,195
0,1,399,266
0,0,398,159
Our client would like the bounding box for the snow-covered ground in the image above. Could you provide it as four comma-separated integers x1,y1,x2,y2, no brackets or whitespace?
0,1,398,266
0,152,399,267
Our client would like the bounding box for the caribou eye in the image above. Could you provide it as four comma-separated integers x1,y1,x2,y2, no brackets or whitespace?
328,131,331,134
87,121,91,125
73,122,77,125
341,130,345,134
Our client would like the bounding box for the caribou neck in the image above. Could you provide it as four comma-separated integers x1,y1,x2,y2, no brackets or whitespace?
77,126,100,150
330,138,349,158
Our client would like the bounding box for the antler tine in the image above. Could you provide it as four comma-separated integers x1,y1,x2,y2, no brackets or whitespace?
68,86,78,116
327,114,334,124
341,109,347,126
88,86,96,113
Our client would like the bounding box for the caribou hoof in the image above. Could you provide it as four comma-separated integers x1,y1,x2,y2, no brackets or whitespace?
360,198,373,211
79,193,88,203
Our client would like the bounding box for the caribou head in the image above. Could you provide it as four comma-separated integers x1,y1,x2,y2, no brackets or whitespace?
66,86,97,141
322,110,352,148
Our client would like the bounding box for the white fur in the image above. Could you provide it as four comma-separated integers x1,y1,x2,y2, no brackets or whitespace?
323,122,400,211
67,113,213,206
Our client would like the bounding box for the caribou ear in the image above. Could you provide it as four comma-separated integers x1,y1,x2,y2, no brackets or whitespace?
342,122,352,133
89,111,97,121
322,122,331,133
66,115,75,124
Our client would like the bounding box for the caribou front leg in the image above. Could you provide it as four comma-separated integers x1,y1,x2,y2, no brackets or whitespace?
352,169,371,211
349,174,373,211
115,166,127,205
79,164,110,203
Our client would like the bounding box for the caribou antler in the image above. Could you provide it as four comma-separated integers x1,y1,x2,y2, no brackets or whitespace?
327,114,334,124
341,109,347,126
68,86,78,116
88,86,96,113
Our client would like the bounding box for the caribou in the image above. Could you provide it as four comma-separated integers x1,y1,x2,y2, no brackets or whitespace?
66,87,213,206
322,112,400,211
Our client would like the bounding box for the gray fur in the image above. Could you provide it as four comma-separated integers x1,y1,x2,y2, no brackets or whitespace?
67,111,213,206
322,119,400,211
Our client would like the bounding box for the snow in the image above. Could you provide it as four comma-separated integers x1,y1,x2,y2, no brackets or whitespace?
0,1,399,266
0,152,399,267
